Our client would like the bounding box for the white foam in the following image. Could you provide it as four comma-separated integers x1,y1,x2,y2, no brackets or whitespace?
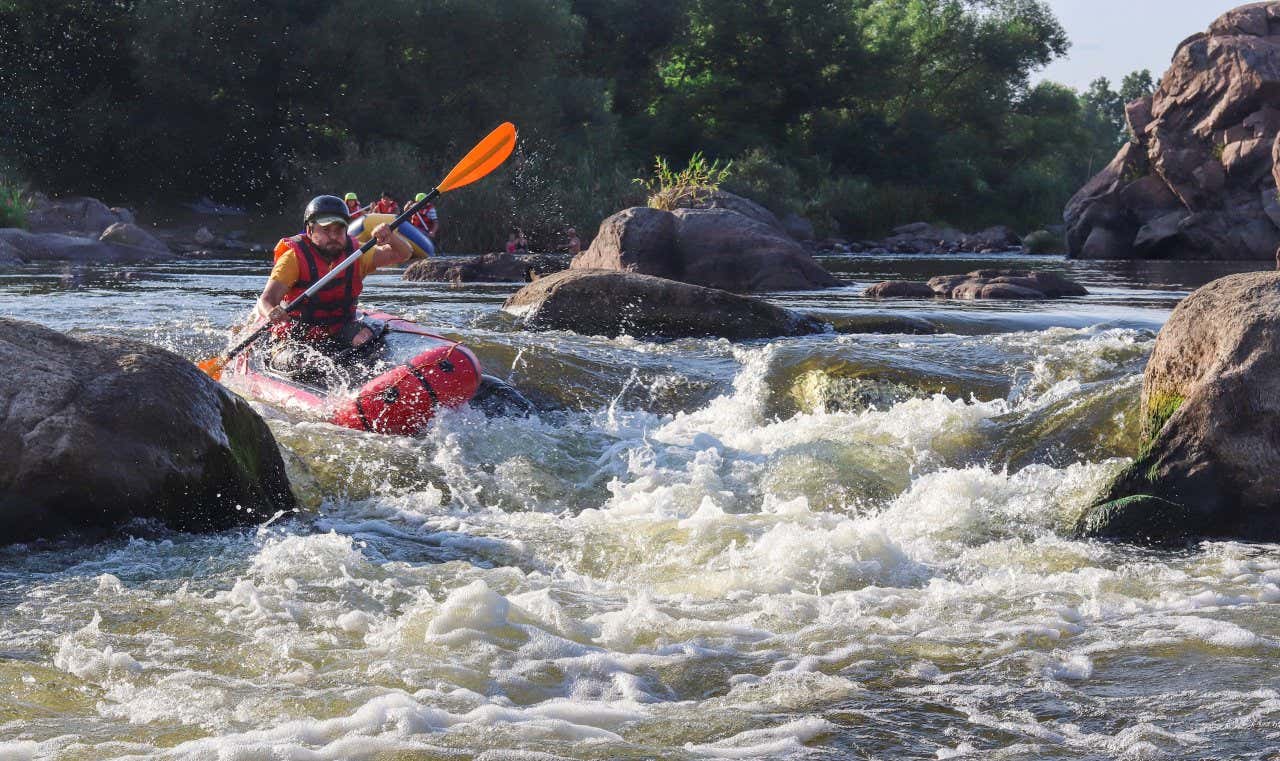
95,573,125,595
52,611,143,683
684,717,835,758
427,580,514,639
1173,616,1266,649
0,741,39,761
1039,652,1094,681
249,531,376,584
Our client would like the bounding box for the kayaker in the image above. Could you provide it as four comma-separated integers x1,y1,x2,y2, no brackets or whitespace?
344,192,364,220
372,191,399,215
254,194,412,384
565,227,581,255
409,192,439,240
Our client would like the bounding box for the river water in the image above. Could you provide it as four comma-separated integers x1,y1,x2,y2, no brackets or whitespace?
1,253,1278,760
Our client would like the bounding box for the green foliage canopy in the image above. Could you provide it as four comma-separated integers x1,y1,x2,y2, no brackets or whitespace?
0,0,1153,247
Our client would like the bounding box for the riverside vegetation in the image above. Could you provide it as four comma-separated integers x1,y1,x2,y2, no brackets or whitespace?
1,0,1151,250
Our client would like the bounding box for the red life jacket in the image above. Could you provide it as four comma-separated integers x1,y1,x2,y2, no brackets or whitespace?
373,199,399,214
272,234,362,341
411,204,437,236
346,200,364,220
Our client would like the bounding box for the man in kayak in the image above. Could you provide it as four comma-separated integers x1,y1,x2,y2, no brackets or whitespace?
255,194,412,385
409,192,439,240
344,192,364,220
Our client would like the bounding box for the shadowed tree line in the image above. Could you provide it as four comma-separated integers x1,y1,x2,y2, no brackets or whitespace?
0,0,1152,249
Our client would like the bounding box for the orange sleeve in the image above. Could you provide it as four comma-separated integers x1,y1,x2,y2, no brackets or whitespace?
268,241,300,287
357,247,379,278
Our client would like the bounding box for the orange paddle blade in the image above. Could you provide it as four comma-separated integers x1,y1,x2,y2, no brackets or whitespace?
437,122,517,194
197,356,226,381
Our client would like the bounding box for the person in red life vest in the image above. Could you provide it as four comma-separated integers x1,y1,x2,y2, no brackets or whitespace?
344,192,364,220
254,194,412,385
372,190,399,215
409,192,439,239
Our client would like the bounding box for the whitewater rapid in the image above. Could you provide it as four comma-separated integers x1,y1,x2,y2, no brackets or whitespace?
1,257,1278,759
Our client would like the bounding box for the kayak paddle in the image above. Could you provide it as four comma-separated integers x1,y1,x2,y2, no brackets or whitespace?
198,122,518,381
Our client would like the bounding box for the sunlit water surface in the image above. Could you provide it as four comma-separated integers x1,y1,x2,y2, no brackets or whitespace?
1,253,1277,760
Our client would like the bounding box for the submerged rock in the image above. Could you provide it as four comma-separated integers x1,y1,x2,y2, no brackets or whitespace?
571,192,838,292
0,319,295,544
865,270,1087,300
863,281,937,299
1066,3,1280,260
501,269,826,340
1079,272,1280,544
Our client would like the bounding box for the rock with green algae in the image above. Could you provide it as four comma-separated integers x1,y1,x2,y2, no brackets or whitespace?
0,318,295,544
1077,272,1280,544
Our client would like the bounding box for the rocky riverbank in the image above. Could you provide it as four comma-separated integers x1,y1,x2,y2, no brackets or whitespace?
1067,3,1280,260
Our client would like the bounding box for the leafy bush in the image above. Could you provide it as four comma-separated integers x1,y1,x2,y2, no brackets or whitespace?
634,152,732,211
1022,229,1063,254
723,148,802,217
0,177,29,229
802,176,937,239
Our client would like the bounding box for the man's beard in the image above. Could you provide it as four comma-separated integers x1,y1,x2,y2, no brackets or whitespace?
315,238,347,260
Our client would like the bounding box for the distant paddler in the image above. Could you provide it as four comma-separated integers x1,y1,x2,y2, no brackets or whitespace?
372,191,400,215
409,192,439,241
344,192,369,220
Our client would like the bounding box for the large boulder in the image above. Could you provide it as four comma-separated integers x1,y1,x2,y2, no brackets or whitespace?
501,269,826,340
1078,272,1280,544
26,196,132,235
0,228,170,264
571,194,838,292
670,188,785,232
99,222,170,255
1067,4,1280,260
569,207,680,279
0,319,295,544
672,208,839,291
780,212,816,241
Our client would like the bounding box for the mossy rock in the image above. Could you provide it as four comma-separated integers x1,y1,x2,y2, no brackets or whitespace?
1076,494,1195,546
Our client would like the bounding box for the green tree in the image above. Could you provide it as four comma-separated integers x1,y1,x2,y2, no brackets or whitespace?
0,0,1134,246
1120,68,1156,104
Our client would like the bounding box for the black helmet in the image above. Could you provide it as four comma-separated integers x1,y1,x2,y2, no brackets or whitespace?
303,195,350,227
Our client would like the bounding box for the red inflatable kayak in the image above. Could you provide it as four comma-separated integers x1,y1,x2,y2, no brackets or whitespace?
223,311,483,436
